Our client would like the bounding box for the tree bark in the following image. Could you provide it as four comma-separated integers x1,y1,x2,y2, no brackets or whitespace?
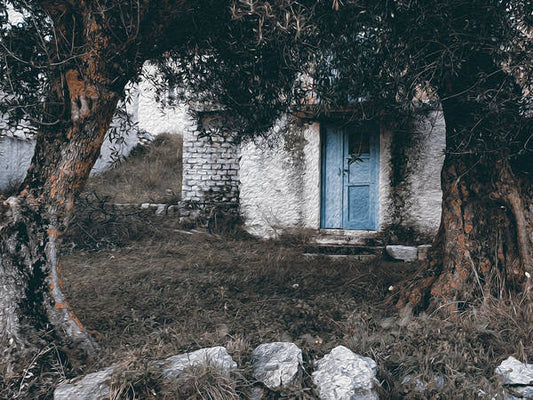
0,0,195,375
398,153,532,313
0,80,120,374
398,57,533,313
0,2,127,375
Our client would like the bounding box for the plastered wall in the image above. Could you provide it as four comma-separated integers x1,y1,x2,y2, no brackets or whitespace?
0,137,34,191
137,65,196,136
237,115,445,239
239,121,321,237
394,111,446,239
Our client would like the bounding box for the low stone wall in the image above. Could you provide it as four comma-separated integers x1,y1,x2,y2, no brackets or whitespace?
110,200,240,231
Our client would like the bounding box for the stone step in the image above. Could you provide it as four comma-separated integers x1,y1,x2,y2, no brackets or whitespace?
303,244,384,256
303,253,379,262
313,230,384,246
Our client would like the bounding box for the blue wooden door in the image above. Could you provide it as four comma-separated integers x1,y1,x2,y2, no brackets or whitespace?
321,124,379,230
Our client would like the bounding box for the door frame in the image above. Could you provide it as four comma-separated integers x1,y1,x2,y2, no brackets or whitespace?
320,122,380,231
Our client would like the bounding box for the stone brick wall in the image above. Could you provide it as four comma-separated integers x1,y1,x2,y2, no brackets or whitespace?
181,120,240,203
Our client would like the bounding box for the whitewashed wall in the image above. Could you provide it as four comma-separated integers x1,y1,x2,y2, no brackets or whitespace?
400,111,446,237
239,121,321,237
237,115,445,239
378,128,394,231
0,137,34,191
137,65,195,136
92,91,142,174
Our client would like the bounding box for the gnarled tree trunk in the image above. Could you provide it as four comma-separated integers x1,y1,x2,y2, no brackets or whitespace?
0,0,193,376
0,79,120,374
0,3,128,374
398,56,533,313
399,153,532,312
0,0,195,377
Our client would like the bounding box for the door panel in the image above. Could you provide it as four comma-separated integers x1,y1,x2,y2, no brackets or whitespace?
321,123,379,230
343,126,379,230
347,186,371,225
322,126,343,229
347,156,370,183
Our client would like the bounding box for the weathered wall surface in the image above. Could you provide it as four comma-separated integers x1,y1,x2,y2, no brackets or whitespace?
237,115,445,240
239,121,321,238
92,94,142,174
378,128,394,231
402,112,446,238
181,115,240,203
137,79,195,137
387,111,446,242
0,137,34,191
136,64,196,137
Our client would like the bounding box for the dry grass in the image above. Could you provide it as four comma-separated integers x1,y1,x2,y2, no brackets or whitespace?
3,134,531,399
109,354,163,400
175,364,242,400
64,195,168,250
62,228,401,365
58,218,533,399
0,342,69,400
85,133,183,204
343,298,532,399
4,208,531,399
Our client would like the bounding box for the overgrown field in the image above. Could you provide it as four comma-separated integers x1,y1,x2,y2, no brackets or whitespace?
58,210,533,399
6,136,531,399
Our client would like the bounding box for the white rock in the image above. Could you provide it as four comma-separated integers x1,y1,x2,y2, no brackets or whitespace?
496,357,533,399
401,375,427,393
160,346,237,380
385,245,418,262
496,357,533,386
54,347,237,400
251,342,303,389
54,366,116,400
155,203,167,215
401,374,446,394
312,346,379,400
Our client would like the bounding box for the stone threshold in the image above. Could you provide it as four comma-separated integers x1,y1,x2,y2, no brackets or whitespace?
311,230,432,262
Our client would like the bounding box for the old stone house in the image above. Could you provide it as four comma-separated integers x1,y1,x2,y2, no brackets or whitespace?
180,109,445,246
1,74,446,248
